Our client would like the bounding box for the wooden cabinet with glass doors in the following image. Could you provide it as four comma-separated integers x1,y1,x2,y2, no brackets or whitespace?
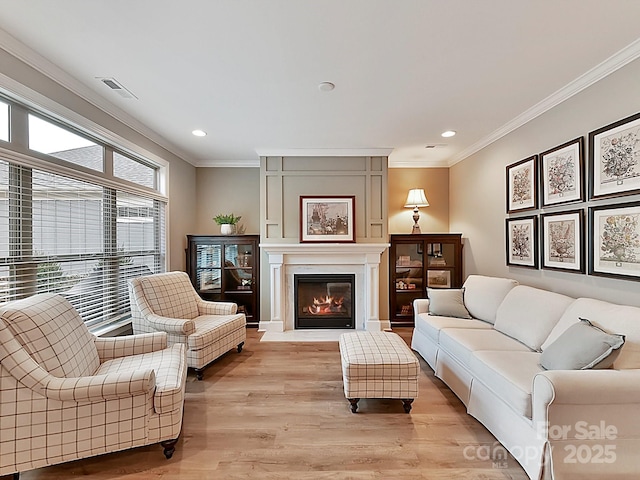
186,235,259,327
389,233,463,326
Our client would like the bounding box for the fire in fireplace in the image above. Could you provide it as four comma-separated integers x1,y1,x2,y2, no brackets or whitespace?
294,274,355,329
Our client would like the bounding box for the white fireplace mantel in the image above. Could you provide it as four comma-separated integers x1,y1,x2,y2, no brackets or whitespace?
260,243,390,332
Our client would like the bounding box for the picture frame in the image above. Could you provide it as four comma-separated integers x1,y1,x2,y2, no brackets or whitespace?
427,270,451,288
541,209,584,273
506,155,537,213
300,195,355,243
506,215,538,268
589,201,640,281
589,112,640,199
540,137,584,207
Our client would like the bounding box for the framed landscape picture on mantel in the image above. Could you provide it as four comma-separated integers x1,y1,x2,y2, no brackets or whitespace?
589,112,640,200
506,155,537,213
300,195,355,243
540,137,584,207
589,201,640,281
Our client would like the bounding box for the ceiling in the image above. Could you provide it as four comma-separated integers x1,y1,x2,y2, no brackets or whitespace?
0,1,639,168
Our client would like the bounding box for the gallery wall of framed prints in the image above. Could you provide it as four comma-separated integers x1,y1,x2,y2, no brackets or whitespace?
505,111,640,282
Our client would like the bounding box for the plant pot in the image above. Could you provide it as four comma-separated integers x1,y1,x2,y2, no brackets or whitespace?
220,224,235,235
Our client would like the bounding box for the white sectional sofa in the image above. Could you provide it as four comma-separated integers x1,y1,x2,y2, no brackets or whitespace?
411,275,640,480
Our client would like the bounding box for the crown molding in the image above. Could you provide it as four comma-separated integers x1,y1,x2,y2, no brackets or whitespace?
0,27,198,166
389,159,449,168
193,158,260,168
255,148,393,158
448,37,640,167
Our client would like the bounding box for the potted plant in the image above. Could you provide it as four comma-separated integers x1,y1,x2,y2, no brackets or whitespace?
213,213,241,235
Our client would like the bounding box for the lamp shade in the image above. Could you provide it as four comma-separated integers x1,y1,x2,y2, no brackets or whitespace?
404,188,429,208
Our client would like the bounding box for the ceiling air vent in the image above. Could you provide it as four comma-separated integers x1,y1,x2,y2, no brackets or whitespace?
425,144,447,149
96,77,138,99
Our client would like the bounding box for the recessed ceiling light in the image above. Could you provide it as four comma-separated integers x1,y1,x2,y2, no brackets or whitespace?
318,82,335,92
441,130,456,138
192,129,207,137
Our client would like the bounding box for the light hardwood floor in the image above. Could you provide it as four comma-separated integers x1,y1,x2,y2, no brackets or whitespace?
10,328,528,480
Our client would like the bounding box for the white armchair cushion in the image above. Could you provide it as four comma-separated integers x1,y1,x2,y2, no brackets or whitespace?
1,293,99,377
137,271,200,320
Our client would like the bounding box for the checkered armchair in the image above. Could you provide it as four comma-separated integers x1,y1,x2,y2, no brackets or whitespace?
128,271,246,380
0,293,187,479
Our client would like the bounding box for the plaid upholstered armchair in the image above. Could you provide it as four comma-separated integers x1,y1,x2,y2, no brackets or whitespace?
128,271,246,380
0,293,187,479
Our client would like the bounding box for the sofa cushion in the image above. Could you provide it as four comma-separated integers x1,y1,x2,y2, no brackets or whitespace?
427,288,471,318
470,350,543,419
439,328,531,368
542,298,640,369
462,275,519,324
0,293,100,378
415,313,492,343
540,318,625,370
493,286,574,351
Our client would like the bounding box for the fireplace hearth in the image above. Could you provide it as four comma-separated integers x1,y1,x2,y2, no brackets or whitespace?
294,274,355,329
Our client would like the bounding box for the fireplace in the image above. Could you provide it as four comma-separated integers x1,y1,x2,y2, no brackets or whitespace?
260,243,390,333
294,274,355,329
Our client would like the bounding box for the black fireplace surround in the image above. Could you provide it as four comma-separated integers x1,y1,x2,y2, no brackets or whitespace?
294,274,355,329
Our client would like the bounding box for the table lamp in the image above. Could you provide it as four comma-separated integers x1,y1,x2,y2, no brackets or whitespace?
404,188,429,234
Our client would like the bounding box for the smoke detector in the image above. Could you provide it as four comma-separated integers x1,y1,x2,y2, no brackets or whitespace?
96,77,138,99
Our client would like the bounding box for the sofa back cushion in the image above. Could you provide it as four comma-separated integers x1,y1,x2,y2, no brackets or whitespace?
462,275,519,324
541,297,640,369
493,285,574,351
137,271,199,320
0,293,99,377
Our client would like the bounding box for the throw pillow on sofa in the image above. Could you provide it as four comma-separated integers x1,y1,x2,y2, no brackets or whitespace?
540,318,625,370
427,288,472,319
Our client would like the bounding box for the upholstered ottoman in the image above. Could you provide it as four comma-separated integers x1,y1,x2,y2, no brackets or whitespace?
338,331,419,413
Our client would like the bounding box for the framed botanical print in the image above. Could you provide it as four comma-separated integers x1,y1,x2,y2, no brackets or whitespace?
506,155,537,213
541,210,584,273
589,112,640,199
300,195,355,243
506,215,538,268
540,137,584,207
589,201,640,280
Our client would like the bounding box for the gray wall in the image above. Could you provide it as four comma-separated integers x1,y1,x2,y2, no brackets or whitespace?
195,167,261,235
450,56,640,307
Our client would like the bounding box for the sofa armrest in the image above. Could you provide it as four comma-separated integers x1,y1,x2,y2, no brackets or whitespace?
94,332,168,361
146,313,195,335
533,369,640,436
413,298,430,317
197,298,238,315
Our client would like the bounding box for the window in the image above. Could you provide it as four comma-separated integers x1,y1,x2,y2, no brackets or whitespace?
114,151,156,188
0,96,167,331
28,114,103,171
0,100,8,142
0,160,165,329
